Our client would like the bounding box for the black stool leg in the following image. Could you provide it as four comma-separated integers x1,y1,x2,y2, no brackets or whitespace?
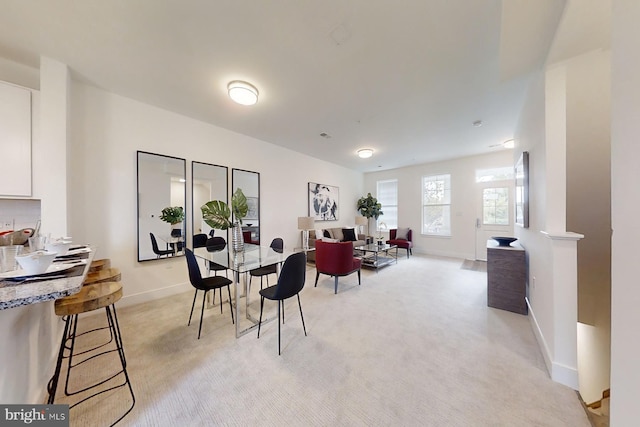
47,315,73,404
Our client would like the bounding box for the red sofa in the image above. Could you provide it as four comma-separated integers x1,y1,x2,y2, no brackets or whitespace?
314,240,362,294
387,228,413,258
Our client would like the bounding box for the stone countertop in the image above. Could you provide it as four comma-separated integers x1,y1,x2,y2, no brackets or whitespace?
0,249,95,310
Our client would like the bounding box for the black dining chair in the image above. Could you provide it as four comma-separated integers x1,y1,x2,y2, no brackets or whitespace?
150,233,174,258
185,248,234,339
205,237,230,310
170,228,184,253
193,233,208,248
249,238,283,291
257,251,307,355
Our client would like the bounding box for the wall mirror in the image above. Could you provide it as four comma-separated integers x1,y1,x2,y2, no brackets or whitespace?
137,151,186,262
192,161,228,245
232,168,260,245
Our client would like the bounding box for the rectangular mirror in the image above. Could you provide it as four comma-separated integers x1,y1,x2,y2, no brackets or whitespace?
232,168,260,245
192,161,228,246
137,151,186,262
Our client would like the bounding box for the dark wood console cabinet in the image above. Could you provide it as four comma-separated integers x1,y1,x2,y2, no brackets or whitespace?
487,240,527,315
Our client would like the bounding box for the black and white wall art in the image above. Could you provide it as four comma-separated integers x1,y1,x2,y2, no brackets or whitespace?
309,182,339,221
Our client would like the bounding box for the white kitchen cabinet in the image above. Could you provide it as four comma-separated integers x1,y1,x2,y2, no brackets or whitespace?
0,80,31,196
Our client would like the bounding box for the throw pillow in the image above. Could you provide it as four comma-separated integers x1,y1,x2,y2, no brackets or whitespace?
315,229,324,240
323,230,332,238
332,228,344,241
342,228,357,241
322,237,339,243
395,227,410,240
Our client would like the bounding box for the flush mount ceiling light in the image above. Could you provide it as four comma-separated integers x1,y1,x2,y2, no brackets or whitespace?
227,80,259,105
357,149,374,159
503,139,515,149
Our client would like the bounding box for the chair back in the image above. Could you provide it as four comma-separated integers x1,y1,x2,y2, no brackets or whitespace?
171,228,182,238
185,249,204,289
390,228,412,241
193,234,208,248
149,233,161,253
315,240,355,274
270,238,284,253
271,252,306,300
206,237,227,251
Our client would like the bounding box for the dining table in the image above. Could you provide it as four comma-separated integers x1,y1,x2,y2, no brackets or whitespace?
194,243,296,338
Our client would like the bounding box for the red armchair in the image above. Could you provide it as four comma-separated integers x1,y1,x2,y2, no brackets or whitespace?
387,228,413,258
314,240,362,294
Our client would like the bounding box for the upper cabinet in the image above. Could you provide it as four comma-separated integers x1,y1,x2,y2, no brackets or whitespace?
0,81,31,197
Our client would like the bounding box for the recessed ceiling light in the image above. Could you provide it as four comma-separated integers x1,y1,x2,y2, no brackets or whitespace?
472,120,483,127
357,149,374,159
227,80,259,105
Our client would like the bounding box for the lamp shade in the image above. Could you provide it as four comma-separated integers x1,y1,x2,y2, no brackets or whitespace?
355,216,367,226
298,216,315,230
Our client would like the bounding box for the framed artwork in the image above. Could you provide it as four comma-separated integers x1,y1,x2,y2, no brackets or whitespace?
515,151,529,228
308,182,339,221
246,197,259,220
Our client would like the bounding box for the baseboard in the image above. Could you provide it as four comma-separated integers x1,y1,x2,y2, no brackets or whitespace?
526,298,579,390
118,282,191,307
585,388,610,409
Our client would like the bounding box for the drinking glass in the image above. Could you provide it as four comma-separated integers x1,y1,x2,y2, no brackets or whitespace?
28,236,47,252
1,245,24,272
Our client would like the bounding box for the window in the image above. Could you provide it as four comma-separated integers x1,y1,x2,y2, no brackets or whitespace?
376,179,397,230
422,174,451,236
482,187,509,225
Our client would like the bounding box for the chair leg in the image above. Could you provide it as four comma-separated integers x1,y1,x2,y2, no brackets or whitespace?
257,296,264,338
188,290,198,326
282,300,285,324
357,269,361,285
297,294,307,336
315,271,320,287
334,276,339,294
226,285,234,324
47,315,73,404
218,288,223,314
198,290,207,339
406,248,410,259
277,299,281,355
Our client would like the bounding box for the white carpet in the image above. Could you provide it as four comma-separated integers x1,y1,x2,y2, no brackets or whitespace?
55,254,590,426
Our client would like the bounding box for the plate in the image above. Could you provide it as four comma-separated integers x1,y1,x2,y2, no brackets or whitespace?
0,262,82,279
64,247,91,256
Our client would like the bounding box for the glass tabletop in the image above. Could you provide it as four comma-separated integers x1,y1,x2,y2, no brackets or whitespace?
354,243,397,253
193,244,293,274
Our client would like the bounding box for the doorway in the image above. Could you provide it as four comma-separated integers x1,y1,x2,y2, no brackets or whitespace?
475,182,513,261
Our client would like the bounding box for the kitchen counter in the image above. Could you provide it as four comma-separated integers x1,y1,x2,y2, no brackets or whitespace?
0,248,95,310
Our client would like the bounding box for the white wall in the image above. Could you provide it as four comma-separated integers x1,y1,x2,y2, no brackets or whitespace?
611,0,640,424
67,81,363,306
363,150,514,260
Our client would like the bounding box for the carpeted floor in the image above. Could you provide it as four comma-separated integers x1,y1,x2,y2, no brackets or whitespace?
53,254,591,426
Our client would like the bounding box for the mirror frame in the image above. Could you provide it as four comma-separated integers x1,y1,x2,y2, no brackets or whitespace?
191,161,229,246
136,151,187,262
232,168,260,245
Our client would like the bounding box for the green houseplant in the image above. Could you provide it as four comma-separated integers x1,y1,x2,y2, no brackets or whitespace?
160,206,184,225
357,193,383,238
201,188,248,250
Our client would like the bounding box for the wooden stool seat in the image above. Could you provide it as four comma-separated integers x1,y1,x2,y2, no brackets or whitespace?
55,281,122,316
83,267,121,286
89,259,111,273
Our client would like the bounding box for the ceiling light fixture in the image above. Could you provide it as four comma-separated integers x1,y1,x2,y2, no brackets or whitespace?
227,80,259,105
503,139,515,149
357,149,374,159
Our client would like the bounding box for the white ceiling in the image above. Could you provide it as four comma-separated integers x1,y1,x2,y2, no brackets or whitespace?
0,0,568,172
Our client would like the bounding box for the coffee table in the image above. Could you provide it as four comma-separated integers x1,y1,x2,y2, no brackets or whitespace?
354,243,398,270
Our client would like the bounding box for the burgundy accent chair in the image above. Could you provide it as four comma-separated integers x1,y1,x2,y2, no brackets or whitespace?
387,228,413,258
314,240,362,294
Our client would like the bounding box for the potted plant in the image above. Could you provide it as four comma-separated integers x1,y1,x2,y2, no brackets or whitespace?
160,206,184,225
201,188,248,251
356,193,383,239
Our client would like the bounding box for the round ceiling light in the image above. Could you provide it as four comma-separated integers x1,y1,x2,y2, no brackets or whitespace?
227,80,259,105
357,149,374,159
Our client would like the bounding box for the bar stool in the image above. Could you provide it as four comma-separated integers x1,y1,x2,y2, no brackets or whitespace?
47,281,135,426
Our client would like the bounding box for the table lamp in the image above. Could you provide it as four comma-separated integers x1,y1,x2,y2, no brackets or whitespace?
355,216,368,236
298,216,315,250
